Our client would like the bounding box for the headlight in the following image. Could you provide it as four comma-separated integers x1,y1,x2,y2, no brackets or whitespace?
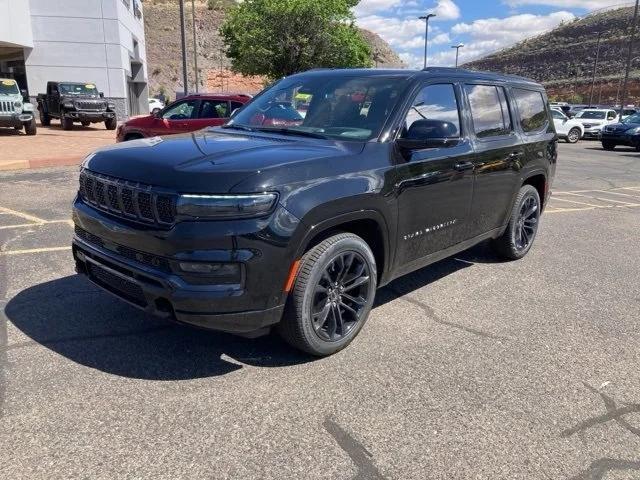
107,102,115,109
63,101,74,109
176,193,278,219
13,101,22,108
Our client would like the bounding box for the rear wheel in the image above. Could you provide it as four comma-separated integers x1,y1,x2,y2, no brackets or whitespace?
278,233,377,356
61,113,73,130
105,116,117,130
39,108,50,126
24,118,37,136
602,141,616,150
491,185,541,260
566,127,581,143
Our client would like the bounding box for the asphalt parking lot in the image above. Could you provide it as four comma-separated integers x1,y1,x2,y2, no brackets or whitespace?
1,141,639,479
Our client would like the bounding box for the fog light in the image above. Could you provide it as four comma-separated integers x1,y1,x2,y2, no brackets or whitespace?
178,262,240,276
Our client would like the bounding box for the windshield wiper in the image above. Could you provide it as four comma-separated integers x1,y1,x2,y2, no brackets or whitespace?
251,127,328,139
220,124,255,132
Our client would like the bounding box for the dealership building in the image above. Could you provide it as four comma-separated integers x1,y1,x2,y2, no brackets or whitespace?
0,0,149,117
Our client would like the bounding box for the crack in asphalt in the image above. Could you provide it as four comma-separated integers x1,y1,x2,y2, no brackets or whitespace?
323,417,385,480
387,286,507,341
568,458,640,480
561,382,640,438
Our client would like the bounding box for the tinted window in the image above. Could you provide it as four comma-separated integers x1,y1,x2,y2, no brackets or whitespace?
401,83,460,138
162,100,196,120
199,100,230,119
513,88,548,133
231,101,245,111
465,85,510,138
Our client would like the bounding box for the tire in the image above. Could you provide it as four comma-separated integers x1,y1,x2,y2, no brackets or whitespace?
39,108,50,126
24,118,37,136
278,233,377,356
491,184,541,260
105,116,117,130
81,121,90,127
602,141,616,150
566,127,581,143
61,113,73,130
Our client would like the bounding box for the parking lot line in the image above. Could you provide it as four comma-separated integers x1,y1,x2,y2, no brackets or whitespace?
0,246,72,256
0,206,47,224
549,197,606,207
589,190,640,198
557,191,640,206
0,219,73,230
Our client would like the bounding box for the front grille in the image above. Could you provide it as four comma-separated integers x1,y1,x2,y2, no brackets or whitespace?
75,100,106,111
79,170,177,227
75,225,171,273
87,263,147,307
0,100,16,114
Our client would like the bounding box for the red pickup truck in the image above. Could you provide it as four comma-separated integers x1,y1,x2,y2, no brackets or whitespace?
116,93,251,142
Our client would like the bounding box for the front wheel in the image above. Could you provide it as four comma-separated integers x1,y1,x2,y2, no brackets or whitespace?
278,233,377,356
61,113,73,130
24,118,37,136
81,121,90,127
491,185,541,260
566,127,581,143
39,108,50,126
602,141,616,150
105,116,117,130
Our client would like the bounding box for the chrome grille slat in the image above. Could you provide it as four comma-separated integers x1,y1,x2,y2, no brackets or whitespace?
78,170,177,228
0,100,15,114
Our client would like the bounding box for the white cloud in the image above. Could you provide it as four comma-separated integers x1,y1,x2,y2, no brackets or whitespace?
450,11,575,62
427,0,461,20
353,0,402,17
504,0,626,10
357,15,428,49
431,32,451,45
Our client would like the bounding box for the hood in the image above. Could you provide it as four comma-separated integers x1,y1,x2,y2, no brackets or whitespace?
123,114,155,126
84,129,365,193
604,121,640,131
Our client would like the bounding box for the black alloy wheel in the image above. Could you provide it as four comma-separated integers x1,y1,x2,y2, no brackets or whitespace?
310,251,371,342
514,195,539,252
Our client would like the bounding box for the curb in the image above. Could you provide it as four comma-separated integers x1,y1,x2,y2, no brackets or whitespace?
0,156,83,172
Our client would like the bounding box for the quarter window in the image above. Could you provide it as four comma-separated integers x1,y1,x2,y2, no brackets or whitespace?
401,83,461,139
512,88,548,133
465,85,511,138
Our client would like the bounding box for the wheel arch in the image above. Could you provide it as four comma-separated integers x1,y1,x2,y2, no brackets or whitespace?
294,210,391,285
522,172,547,208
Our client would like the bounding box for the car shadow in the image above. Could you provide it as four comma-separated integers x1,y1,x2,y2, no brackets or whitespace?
4,243,500,381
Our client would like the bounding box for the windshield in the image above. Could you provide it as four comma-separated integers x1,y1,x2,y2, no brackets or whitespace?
59,83,98,95
229,74,410,141
623,113,640,123
576,111,606,119
0,79,19,95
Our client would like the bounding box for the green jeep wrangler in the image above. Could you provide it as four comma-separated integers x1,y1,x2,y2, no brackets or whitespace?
0,79,37,135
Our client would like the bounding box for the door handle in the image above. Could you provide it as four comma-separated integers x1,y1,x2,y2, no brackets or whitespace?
454,161,474,172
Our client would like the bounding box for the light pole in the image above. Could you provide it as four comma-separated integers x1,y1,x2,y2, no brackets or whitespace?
620,0,640,118
588,31,602,107
451,43,464,67
191,0,199,93
178,0,188,95
419,13,436,69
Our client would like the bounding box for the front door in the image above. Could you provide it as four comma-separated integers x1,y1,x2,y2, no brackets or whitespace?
149,98,198,136
394,83,474,273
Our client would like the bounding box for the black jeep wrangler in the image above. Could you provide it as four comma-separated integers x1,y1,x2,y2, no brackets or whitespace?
37,81,117,131
72,67,557,356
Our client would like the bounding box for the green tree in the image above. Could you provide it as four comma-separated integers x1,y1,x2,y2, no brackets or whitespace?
220,0,372,79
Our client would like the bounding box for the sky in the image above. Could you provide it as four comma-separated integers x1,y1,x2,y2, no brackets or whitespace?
354,0,633,68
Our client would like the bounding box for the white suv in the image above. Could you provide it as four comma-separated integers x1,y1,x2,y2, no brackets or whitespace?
573,108,619,139
551,108,583,143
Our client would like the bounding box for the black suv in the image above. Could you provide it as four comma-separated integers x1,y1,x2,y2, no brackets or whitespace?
72,68,557,356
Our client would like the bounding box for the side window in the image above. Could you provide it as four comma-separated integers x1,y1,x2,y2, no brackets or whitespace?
464,84,511,138
551,110,564,120
231,101,245,111
512,88,548,133
162,100,196,120
199,100,230,119
400,83,461,139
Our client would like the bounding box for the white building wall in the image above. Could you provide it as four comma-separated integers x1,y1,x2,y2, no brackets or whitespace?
0,0,34,49
24,0,148,117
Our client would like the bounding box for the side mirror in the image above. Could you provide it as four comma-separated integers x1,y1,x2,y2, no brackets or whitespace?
397,119,460,150
21,89,28,102
99,92,104,98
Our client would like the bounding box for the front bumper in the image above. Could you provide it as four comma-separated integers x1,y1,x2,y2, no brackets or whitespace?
599,131,640,146
72,197,301,333
0,112,33,127
67,110,115,122
582,128,602,139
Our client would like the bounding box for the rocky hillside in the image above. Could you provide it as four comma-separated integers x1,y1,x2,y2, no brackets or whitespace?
143,0,405,99
464,6,640,104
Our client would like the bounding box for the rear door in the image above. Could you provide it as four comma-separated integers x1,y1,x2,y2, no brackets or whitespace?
393,82,474,272
551,109,569,136
188,99,232,130
463,83,523,238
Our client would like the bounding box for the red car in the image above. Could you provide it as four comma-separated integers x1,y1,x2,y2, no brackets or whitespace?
116,93,251,142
